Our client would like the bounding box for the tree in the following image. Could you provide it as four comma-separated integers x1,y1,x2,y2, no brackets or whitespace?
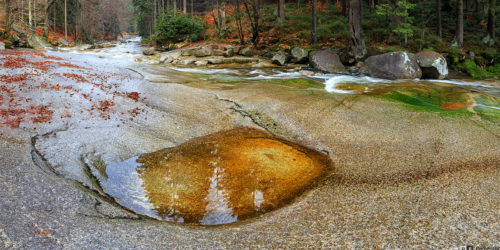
277,0,284,19
436,0,442,38
349,0,366,59
64,0,67,40
242,0,260,45
487,0,495,39
311,0,317,44
456,0,463,47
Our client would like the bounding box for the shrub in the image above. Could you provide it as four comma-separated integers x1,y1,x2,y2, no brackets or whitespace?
154,11,204,45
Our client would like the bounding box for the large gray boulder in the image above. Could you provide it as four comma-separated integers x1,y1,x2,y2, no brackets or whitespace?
291,47,308,63
240,47,254,57
360,52,422,79
415,51,448,79
309,49,346,73
142,47,155,56
27,35,49,51
0,42,5,50
272,51,288,66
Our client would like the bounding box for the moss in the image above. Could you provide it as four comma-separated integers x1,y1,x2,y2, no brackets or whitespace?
258,78,324,89
377,86,472,115
463,59,487,79
462,60,500,79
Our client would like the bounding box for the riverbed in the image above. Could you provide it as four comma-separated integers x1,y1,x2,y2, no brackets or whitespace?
0,38,499,248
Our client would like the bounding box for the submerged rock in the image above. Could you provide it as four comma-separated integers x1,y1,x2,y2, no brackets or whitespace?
416,51,448,79
309,49,346,73
98,127,332,225
360,52,422,79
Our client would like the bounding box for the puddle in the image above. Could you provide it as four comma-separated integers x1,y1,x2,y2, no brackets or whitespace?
92,127,333,225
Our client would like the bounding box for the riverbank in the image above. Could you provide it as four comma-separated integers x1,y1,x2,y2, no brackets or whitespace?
1,41,499,247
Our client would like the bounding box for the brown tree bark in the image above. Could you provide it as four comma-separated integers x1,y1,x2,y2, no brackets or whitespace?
456,0,463,47
278,0,285,19
487,0,495,39
369,0,375,12
242,0,260,45
341,0,347,16
64,0,67,40
437,0,442,38
311,0,317,44
349,0,366,59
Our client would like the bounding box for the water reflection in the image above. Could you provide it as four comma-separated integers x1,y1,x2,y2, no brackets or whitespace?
96,127,332,225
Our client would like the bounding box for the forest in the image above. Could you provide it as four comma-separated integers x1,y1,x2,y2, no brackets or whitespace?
0,0,499,77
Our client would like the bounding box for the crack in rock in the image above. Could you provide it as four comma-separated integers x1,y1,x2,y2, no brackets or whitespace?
214,95,281,134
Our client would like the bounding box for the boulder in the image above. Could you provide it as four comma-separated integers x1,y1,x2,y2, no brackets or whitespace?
239,47,254,57
0,41,4,50
225,45,241,54
183,58,196,65
58,37,69,46
27,36,48,51
181,48,196,56
195,60,209,66
360,52,422,79
207,58,224,64
291,47,308,63
309,49,346,73
160,55,173,64
213,49,225,56
224,48,234,57
194,48,212,57
142,47,155,56
233,57,259,64
272,51,288,66
415,51,448,79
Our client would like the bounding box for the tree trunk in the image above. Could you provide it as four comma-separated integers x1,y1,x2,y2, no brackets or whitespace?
349,0,366,59
487,0,495,39
456,0,463,47
183,0,187,13
64,0,67,40
278,0,285,19
29,0,32,33
311,0,317,44
191,0,193,15
369,0,375,12
437,0,442,38
173,0,177,12
341,0,347,17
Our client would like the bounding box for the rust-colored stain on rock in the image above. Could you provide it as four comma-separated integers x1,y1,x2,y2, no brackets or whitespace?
100,127,333,225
